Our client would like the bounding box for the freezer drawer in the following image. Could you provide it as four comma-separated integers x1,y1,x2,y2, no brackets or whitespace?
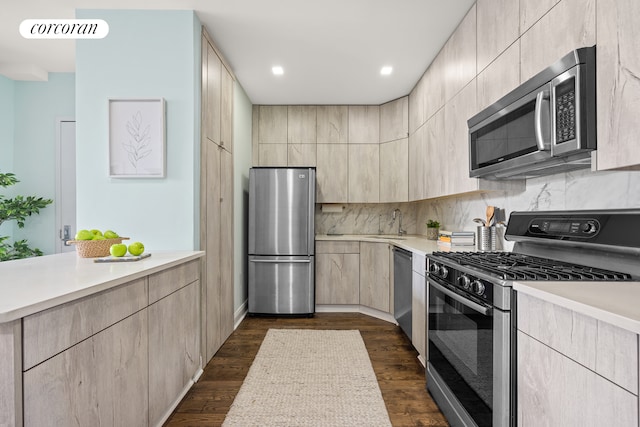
248,255,315,315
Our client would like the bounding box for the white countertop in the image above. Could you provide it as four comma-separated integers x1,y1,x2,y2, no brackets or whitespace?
315,234,477,256
0,251,204,323
514,281,640,334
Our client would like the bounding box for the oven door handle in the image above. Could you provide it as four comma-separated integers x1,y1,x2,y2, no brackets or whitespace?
428,278,493,316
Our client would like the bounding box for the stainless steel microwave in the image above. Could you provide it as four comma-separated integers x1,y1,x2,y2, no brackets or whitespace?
468,46,596,180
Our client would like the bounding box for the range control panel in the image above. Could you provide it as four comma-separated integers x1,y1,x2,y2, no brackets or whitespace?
528,218,599,238
505,210,640,249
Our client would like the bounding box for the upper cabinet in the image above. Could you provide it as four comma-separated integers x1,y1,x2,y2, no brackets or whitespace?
476,0,519,73
317,106,348,143
220,66,234,152
380,97,408,143
442,5,477,103
348,106,379,144
519,0,595,82
595,0,640,171
203,43,221,145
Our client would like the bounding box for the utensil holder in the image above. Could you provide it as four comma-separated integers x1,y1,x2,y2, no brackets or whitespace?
477,226,496,251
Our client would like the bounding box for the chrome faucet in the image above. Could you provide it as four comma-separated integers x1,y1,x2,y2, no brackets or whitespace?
392,209,406,236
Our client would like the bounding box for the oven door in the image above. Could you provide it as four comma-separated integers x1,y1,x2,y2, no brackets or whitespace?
427,277,511,427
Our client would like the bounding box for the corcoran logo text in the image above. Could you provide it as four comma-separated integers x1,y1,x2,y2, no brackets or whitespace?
20,19,109,39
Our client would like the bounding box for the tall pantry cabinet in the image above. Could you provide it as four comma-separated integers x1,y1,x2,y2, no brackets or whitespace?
200,28,234,364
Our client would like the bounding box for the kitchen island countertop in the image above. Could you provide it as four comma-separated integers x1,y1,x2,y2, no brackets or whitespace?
0,250,204,323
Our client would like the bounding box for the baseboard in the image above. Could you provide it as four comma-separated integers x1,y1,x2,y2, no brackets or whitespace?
153,370,201,427
417,354,426,368
315,305,397,324
234,300,248,330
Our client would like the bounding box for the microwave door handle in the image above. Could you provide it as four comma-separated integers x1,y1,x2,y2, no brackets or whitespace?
534,89,551,151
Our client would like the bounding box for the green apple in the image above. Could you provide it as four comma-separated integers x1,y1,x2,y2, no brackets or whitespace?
128,242,145,256
110,243,127,257
90,229,103,236
75,229,93,240
92,234,106,240
104,230,119,239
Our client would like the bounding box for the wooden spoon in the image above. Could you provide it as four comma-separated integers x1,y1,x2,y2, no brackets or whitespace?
486,206,495,227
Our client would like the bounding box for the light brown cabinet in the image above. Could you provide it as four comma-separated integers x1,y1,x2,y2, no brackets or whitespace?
317,105,348,143
595,0,640,171
380,97,408,143
517,292,639,426
476,0,518,73
149,280,200,426
21,260,201,427
442,5,477,103
316,241,360,305
476,41,520,111
348,144,380,203
519,0,595,82
348,105,379,144
220,66,233,152
380,138,408,203
359,242,390,312
200,30,234,364
316,144,348,203
204,43,221,145
24,309,149,427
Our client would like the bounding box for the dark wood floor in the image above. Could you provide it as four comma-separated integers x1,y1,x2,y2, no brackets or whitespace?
165,312,449,426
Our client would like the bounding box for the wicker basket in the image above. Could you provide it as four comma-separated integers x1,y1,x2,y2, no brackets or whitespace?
69,237,130,258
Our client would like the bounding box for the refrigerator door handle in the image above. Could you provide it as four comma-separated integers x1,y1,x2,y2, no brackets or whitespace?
250,259,312,264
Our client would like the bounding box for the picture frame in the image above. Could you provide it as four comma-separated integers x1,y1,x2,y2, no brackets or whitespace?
108,98,166,178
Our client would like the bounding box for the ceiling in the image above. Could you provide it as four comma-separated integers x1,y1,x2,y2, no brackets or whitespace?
0,0,475,105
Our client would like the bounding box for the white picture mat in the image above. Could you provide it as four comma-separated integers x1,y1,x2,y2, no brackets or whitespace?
108,98,165,178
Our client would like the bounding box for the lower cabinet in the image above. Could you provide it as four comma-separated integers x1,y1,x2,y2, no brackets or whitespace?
316,241,360,305
411,266,426,362
23,310,149,426
359,242,391,312
517,292,639,426
149,281,200,425
21,261,201,427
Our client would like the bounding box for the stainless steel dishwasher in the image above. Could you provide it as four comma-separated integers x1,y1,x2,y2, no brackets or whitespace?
393,247,412,338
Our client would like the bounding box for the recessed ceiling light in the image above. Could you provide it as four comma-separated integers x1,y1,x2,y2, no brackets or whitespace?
380,66,393,76
272,66,284,75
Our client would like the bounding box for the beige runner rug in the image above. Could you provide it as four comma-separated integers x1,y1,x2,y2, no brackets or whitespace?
222,329,392,427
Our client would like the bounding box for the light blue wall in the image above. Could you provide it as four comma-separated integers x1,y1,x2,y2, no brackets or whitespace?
233,81,253,314
75,10,201,250
0,75,16,241
11,73,75,255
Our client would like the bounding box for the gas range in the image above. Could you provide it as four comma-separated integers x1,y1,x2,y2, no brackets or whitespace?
426,209,640,427
427,210,640,310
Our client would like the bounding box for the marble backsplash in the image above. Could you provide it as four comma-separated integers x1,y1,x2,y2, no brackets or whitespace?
315,203,418,236
315,169,640,250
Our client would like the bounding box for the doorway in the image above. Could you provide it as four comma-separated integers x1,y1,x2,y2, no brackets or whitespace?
55,118,76,253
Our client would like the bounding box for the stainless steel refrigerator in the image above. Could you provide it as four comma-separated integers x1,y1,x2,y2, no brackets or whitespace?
248,167,315,315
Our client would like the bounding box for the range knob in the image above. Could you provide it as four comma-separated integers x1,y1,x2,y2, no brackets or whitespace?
471,280,486,296
457,275,471,290
581,222,597,234
429,262,440,274
439,266,449,279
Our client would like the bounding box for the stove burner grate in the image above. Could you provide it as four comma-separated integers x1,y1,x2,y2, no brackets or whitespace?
431,251,633,281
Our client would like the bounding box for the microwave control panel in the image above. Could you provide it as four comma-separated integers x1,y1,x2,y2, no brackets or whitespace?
555,77,577,144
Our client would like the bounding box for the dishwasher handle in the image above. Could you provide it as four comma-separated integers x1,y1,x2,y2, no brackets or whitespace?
393,247,413,260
